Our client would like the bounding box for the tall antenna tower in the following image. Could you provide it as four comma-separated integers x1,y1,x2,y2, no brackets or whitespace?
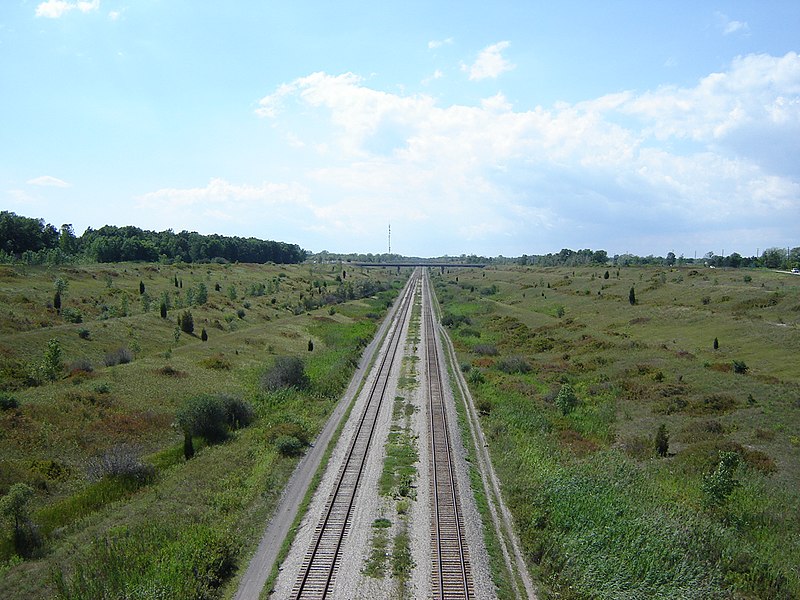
388,223,391,255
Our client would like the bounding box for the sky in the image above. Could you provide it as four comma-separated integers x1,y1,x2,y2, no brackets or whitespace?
1,1,799,258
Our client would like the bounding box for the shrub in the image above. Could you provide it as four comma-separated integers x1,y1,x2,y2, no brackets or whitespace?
655,424,669,457
160,301,167,319
61,307,83,323
555,383,578,415
68,358,94,375
175,395,229,447
103,348,133,367
496,355,531,374
474,344,498,356
85,444,155,484
732,360,749,375
702,451,740,507
713,337,719,350
179,310,194,334
476,398,492,416
199,354,232,370
275,435,305,457
236,308,246,319
261,356,309,391
0,393,19,411
629,287,636,305
467,369,485,385
218,394,255,430
77,328,91,340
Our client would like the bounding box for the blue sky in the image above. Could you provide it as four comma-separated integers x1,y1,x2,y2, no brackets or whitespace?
1,1,798,257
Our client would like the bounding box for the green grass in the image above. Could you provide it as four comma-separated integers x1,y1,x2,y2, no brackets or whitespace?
0,261,410,598
433,265,800,599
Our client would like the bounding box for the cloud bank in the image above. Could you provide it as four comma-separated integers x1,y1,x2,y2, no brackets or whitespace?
144,52,799,256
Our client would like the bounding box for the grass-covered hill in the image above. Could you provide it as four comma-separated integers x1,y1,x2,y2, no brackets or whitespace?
434,265,799,599
0,260,407,598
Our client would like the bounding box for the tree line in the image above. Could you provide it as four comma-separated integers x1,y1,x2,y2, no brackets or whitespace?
0,211,307,265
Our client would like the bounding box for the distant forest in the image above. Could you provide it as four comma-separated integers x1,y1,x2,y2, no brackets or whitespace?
1,210,796,269
0,211,307,265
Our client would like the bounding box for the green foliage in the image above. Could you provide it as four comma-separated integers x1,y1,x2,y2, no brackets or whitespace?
85,444,154,484
200,327,208,342
629,286,636,305
51,522,236,600
159,300,167,319
36,338,63,382
260,356,309,391
0,393,19,411
274,435,304,457
174,395,229,446
732,360,749,375
655,424,669,457
179,310,194,335
0,483,39,557
702,451,740,507
555,383,578,415
468,368,485,385
495,355,531,374
713,337,719,350
102,347,132,367
193,282,208,305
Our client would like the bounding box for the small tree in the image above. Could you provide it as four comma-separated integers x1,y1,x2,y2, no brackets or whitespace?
53,290,61,314
179,310,194,335
713,337,719,350
0,483,37,556
702,451,740,507
555,383,578,415
308,339,314,352
39,338,63,382
160,301,168,319
629,287,636,305
732,360,749,375
655,424,669,457
201,327,208,342
139,280,145,295
603,270,610,280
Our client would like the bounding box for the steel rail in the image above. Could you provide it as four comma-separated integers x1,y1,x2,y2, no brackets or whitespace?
291,270,420,599
423,271,473,599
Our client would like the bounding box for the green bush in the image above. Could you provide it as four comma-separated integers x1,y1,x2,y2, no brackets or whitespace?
496,355,531,374
0,393,19,411
555,383,578,415
275,435,305,457
702,451,740,507
179,310,194,334
260,356,309,391
175,394,229,445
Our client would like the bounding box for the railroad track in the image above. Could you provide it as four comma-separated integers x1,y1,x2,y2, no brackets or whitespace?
290,270,420,599
423,271,474,600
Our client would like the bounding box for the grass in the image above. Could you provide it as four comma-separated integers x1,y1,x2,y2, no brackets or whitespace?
433,264,800,599
0,261,409,599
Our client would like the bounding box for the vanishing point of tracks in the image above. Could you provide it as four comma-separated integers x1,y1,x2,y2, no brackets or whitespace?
423,274,474,600
290,271,420,599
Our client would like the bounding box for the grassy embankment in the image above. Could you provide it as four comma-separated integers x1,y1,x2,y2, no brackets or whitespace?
0,261,407,598
433,265,799,599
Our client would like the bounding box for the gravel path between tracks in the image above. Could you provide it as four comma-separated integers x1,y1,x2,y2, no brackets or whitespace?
269,286,413,599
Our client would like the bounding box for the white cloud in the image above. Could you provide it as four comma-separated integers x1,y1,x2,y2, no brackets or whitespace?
35,0,99,19
248,52,799,254
463,41,515,81
428,37,454,49
27,175,71,187
715,12,749,36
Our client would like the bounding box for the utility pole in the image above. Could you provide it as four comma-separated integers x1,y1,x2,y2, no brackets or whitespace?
388,223,391,255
